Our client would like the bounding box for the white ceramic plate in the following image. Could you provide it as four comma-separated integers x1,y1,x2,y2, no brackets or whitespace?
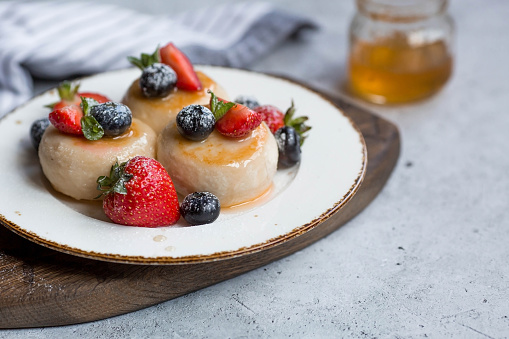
0,66,366,264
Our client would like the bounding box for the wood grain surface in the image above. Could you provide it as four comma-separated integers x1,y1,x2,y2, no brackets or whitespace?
0,93,400,329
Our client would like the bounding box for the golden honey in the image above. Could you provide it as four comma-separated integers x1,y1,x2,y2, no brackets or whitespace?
348,37,453,104
347,0,454,104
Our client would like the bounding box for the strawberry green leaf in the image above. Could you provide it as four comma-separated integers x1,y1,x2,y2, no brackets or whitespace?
127,47,161,70
96,175,112,189
290,116,309,126
112,177,129,195
44,101,59,110
95,160,132,198
81,115,104,141
57,81,80,101
284,100,311,147
208,90,236,121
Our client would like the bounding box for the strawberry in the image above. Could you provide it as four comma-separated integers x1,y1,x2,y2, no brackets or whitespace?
48,81,111,111
48,104,83,135
254,102,311,146
76,92,111,105
253,105,285,134
48,97,106,140
209,91,262,138
159,42,202,91
97,156,180,227
215,104,262,138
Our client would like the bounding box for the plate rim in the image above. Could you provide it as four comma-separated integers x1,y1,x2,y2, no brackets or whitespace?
0,66,367,265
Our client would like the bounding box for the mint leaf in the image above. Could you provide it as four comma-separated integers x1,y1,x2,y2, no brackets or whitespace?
79,96,103,140
214,102,236,120
80,97,99,116
210,91,219,113
208,90,236,120
81,115,104,141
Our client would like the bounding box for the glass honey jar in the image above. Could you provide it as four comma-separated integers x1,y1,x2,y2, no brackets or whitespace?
347,0,454,104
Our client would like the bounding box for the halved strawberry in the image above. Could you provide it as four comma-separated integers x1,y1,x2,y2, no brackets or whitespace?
215,104,262,138
48,105,83,135
159,43,202,91
49,81,111,110
208,91,262,138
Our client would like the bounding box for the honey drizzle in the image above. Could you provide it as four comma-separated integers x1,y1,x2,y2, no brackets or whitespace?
222,183,274,212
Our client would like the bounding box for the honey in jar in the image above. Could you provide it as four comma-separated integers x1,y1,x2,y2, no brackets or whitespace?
347,0,454,104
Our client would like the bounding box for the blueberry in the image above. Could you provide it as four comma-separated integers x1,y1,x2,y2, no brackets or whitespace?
275,126,301,168
90,102,132,137
140,63,177,98
29,117,50,150
176,105,215,141
234,95,260,109
180,192,221,225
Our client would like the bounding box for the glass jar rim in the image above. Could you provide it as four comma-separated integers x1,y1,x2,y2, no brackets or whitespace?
357,0,448,23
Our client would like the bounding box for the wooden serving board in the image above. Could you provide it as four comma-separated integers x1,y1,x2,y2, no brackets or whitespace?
0,93,400,329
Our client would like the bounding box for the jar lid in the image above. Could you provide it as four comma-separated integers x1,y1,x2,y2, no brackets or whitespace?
357,0,448,22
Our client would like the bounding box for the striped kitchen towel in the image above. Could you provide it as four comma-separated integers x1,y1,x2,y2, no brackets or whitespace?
0,1,316,117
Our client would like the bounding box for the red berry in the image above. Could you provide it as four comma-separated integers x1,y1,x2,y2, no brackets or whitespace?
48,105,84,135
99,156,180,227
78,92,111,104
215,104,262,138
50,81,111,110
53,100,76,111
159,42,202,91
254,105,285,134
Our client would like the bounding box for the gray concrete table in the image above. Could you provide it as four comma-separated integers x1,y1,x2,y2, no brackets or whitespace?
2,0,508,337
